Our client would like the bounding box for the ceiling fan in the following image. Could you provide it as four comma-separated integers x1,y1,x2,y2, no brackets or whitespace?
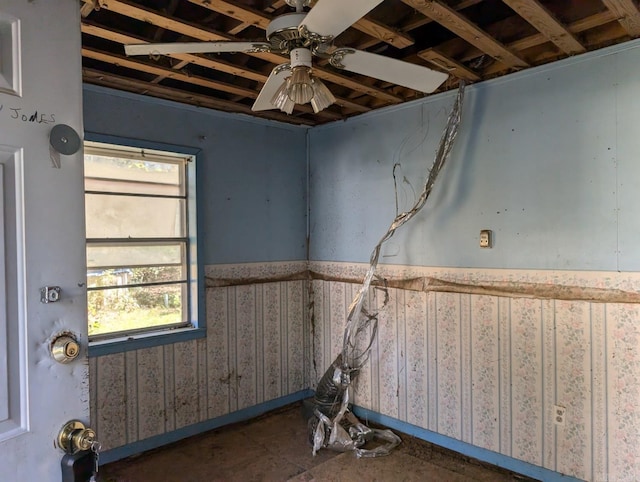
124,0,448,115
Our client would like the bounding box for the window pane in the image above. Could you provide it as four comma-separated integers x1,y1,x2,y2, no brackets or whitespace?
84,142,194,341
88,283,185,336
85,194,185,238
84,154,183,196
87,266,184,288
87,243,183,269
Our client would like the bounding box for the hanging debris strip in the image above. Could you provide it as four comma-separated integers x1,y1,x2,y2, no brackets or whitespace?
306,82,466,458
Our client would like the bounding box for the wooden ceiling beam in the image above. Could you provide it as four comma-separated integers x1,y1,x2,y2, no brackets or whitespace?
81,23,268,83
188,0,272,30
151,0,181,45
189,0,413,48
482,20,627,76
569,9,617,32
82,47,260,98
501,0,585,54
81,2,96,18
307,0,414,48
151,59,191,84
228,21,253,35
401,0,528,69
417,48,480,81
82,0,400,104
265,1,287,13
400,0,482,32
411,8,619,87
353,17,415,49
356,0,481,51
331,96,370,113
601,0,640,37
82,48,342,120
80,0,232,41
82,67,316,125
228,1,288,37
82,22,369,115
432,10,617,67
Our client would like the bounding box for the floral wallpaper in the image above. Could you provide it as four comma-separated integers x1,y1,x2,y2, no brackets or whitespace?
90,260,640,482
309,261,640,482
90,261,309,452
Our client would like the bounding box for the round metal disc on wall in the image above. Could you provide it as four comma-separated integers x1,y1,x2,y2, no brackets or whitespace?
50,124,81,155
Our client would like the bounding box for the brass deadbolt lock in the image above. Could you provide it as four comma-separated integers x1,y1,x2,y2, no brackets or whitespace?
51,334,80,364
58,420,96,454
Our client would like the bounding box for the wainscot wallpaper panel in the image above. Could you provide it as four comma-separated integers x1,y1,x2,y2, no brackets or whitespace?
90,261,640,482
90,262,309,452
309,262,640,482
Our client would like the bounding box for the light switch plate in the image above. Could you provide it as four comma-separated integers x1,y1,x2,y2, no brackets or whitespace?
480,229,492,248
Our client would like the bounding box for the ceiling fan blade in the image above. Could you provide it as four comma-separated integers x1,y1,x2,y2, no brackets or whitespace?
330,49,449,93
252,64,291,112
301,0,383,39
124,41,271,57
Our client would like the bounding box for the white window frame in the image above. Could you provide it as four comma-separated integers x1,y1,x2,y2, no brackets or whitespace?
85,140,199,344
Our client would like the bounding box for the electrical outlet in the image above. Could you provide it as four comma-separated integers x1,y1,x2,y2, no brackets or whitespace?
553,405,566,426
479,229,492,248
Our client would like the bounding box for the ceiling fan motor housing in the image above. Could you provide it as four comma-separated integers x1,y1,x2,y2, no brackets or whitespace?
266,13,307,52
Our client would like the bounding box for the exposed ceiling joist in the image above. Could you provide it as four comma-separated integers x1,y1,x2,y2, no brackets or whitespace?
150,59,190,84
188,0,271,30
82,0,401,105
501,0,586,54
601,0,640,37
401,0,529,69
356,0,482,50
82,47,260,98
80,0,639,126
189,0,414,49
82,22,269,82
418,48,481,81
354,16,415,48
83,67,316,125
483,20,626,76
437,9,618,66
83,47,343,120
81,24,371,116
81,2,96,17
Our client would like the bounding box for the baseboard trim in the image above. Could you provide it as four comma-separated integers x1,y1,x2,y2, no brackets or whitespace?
99,389,314,465
352,406,582,482
101,392,581,482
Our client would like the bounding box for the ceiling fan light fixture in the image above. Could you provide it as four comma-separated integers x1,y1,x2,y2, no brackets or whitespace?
271,77,296,114
310,77,336,113
288,66,314,104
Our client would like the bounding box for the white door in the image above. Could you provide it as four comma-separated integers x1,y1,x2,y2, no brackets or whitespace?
0,1,88,480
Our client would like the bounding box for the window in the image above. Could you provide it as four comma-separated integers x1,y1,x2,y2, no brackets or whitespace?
84,142,197,340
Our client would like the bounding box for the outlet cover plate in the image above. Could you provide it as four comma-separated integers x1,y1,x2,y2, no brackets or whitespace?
480,229,492,248
553,405,566,425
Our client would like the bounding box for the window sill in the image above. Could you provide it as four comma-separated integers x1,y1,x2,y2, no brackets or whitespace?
88,326,206,357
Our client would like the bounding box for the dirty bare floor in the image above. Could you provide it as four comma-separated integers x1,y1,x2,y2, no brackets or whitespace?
99,402,538,482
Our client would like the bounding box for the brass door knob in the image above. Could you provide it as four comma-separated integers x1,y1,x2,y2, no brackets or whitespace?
72,427,96,452
58,420,96,454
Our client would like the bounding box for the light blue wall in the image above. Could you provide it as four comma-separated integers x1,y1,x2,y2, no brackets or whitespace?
83,86,309,264
309,40,640,272
83,39,640,271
